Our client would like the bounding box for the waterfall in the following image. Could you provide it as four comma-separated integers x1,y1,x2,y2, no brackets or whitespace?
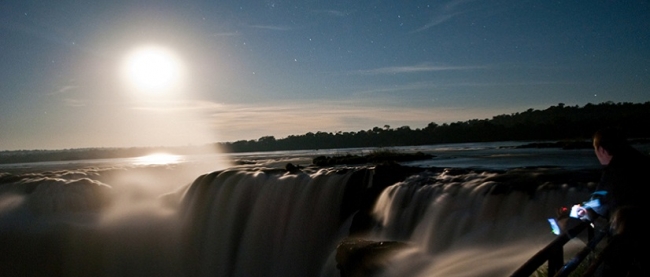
0,162,598,277
179,167,365,277
368,169,592,277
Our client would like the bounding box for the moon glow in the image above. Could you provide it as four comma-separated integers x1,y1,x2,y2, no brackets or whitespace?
122,45,183,93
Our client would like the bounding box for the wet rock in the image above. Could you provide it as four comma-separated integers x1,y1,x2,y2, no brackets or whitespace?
336,238,409,277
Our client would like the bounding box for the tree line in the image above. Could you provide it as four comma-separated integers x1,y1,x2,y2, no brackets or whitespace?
218,101,650,152
1,101,649,164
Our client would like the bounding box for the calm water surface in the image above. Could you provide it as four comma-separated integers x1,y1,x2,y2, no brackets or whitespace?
0,141,614,171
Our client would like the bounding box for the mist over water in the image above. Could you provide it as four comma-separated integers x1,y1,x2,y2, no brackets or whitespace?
0,143,614,276
0,155,229,276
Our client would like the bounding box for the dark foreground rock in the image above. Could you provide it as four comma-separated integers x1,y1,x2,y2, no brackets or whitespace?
513,140,592,150
336,238,409,277
313,151,434,166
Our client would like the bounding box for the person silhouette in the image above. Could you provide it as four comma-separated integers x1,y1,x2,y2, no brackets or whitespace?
573,127,649,223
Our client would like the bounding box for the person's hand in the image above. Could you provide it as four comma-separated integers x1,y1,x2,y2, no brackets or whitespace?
577,207,591,221
570,204,591,221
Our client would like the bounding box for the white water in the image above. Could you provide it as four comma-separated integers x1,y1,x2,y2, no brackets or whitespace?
0,142,611,276
180,168,358,277
369,170,590,276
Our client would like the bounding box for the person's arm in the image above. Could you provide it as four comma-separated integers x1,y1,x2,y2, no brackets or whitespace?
572,190,608,222
586,190,609,217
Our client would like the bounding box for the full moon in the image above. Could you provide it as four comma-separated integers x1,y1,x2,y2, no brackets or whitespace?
122,45,183,93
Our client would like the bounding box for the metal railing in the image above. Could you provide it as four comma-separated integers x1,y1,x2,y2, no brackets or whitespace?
510,220,607,277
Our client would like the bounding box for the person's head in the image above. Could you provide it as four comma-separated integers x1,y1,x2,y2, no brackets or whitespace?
592,127,628,165
610,205,640,236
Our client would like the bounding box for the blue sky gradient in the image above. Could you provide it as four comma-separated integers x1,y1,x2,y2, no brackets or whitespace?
1,0,649,150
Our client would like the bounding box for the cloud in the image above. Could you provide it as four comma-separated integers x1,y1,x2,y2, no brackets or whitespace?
209,32,240,37
412,0,478,33
129,99,225,113
353,81,441,95
353,79,580,98
248,24,293,31
47,84,78,96
353,63,484,75
191,100,492,142
206,102,428,139
64,98,87,107
412,13,462,33
313,9,349,17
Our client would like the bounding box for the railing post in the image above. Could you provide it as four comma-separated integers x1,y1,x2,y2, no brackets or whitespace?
509,222,589,277
553,228,607,277
548,244,564,276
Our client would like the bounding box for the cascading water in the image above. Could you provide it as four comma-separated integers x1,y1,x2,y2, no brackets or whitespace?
179,167,367,277
367,169,592,277
0,159,599,277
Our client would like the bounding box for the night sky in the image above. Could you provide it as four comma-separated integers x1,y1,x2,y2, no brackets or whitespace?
1,0,649,150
